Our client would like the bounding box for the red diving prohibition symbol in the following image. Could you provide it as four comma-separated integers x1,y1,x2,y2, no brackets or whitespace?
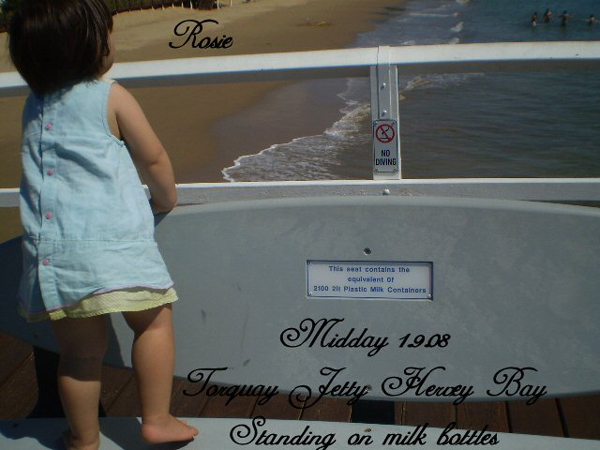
375,123,395,143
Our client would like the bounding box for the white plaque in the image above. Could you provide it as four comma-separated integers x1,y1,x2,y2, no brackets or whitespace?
307,260,433,300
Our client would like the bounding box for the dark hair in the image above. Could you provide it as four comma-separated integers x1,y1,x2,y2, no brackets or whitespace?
8,0,113,95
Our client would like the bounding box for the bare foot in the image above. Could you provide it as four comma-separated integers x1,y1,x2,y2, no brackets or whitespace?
62,430,100,450
141,415,199,444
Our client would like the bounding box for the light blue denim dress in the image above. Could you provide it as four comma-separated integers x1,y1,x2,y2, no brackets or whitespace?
18,77,174,317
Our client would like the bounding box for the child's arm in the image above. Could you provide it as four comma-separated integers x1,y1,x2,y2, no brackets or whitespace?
109,83,177,214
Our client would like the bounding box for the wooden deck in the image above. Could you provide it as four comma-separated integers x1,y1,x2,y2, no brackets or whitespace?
0,331,598,440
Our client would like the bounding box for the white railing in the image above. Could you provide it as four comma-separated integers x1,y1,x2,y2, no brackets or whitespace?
1,42,599,206
2,42,599,93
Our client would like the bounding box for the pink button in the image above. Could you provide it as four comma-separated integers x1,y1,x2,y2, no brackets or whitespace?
45,123,52,131
43,258,49,266
45,212,53,220
47,169,54,176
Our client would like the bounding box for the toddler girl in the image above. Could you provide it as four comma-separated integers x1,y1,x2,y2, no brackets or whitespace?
8,0,199,448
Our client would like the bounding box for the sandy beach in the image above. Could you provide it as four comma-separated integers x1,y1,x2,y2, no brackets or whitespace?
0,0,402,241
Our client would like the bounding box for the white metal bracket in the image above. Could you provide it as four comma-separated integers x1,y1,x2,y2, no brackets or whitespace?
370,46,401,180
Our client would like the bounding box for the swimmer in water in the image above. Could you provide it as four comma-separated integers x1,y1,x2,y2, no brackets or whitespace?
588,14,597,25
543,8,553,23
559,11,573,26
531,12,538,26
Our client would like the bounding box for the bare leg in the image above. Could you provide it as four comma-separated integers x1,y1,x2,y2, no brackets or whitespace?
122,304,198,443
51,315,107,450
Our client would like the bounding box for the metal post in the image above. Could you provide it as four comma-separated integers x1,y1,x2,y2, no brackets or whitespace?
370,46,401,180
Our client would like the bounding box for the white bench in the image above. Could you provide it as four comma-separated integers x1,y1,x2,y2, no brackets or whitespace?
0,193,599,448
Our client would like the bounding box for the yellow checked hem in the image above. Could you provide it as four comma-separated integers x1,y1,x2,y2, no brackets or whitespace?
19,287,178,322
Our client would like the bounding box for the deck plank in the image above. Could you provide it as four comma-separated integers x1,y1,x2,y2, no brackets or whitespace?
560,395,600,439
28,347,67,418
456,401,509,432
352,400,395,424
401,402,455,428
170,378,211,417
508,399,564,436
394,401,405,425
199,386,257,418
0,354,38,420
103,373,141,417
252,393,301,420
100,365,135,413
0,332,33,387
300,398,352,422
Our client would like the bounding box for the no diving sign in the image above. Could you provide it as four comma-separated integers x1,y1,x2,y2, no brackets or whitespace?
373,119,399,174
375,123,395,143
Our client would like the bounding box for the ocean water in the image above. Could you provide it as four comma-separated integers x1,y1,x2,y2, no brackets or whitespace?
222,0,600,181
